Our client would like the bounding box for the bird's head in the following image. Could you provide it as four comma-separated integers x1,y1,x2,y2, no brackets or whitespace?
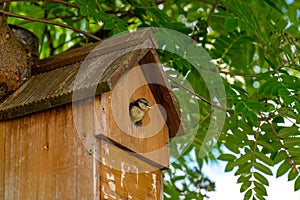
137,98,152,111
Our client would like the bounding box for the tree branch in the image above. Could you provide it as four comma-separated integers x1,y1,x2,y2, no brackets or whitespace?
198,65,260,78
0,0,80,9
167,75,233,114
0,9,101,41
219,70,259,77
207,0,221,23
267,121,299,173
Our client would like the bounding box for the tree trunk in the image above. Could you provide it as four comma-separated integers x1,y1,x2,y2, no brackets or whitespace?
0,14,29,102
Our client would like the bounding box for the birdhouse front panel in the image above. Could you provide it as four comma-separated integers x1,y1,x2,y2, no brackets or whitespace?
94,64,170,169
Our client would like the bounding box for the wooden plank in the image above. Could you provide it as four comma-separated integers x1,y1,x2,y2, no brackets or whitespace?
72,99,100,199
3,120,10,199
34,112,42,199
0,121,5,200
1,101,103,199
18,115,31,198
52,106,70,199
100,139,163,199
17,118,24,199
64,104,79,199
34,28,155,75
33,42,99,75
25,111,38,198
36,110,54,199
4,119,16,199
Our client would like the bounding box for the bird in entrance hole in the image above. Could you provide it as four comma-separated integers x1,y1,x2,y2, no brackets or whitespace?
129,98,152,126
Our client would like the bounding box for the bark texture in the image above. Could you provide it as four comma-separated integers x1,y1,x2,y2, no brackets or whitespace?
0,15,33,102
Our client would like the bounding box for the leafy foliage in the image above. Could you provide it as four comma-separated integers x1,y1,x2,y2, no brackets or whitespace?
164,151,215,199
2,0,300,199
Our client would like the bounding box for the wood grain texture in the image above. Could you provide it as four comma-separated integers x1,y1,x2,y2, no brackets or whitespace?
95,64,170,169
0,121,4,200
34,28,156,75
2,103,100,199
100,139,163,199
34,42,99,75
1,96,168,199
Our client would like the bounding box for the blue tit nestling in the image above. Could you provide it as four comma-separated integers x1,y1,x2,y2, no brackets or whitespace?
129,98,152,126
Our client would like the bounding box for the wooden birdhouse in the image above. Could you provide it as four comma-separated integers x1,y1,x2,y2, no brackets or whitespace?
0,29,181,199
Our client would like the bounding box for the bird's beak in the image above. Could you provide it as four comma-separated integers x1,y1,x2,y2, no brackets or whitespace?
146,105,152,109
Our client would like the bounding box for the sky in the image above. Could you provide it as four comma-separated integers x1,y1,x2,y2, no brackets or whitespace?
203,161,300,200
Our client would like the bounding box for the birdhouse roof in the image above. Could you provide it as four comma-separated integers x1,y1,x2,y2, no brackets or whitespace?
0,28,182,137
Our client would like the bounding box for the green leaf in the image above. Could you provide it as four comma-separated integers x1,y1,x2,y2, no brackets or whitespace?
295,102,300,113
278,88,290,96
284,137,300,146
265,56,278,70
294,176,300,191
288,168,299,181
256,140,275,152
234,153,253,166
246,101,265,111
244,189,252,200
248,111,259,126
235,102,245,114
225,141,240,154
273,150,286,164
237,173,251,183
272,116,284,123
80,6,87,16
259,76,278,95
284,95,295,105
255,71,274,81
254,172,269,186
288,148,300,158
271,82,282,96
282,74,300,90
278,126,299,138
225,17,237,32
235,162,252,176
254,162,273,175
255,152,274,166
172,175,186,182
262,102,276,112
241,107,249,123
253,181,267,196
276,160,291,178
240,179,252,192
218,154,236,161
238,19,248,31
225,161,236,172
263,0,283,14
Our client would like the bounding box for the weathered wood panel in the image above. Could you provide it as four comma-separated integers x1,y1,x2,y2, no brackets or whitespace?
100,139,163,199
0,121,4,200
72,98,101,199
3,102,100,199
